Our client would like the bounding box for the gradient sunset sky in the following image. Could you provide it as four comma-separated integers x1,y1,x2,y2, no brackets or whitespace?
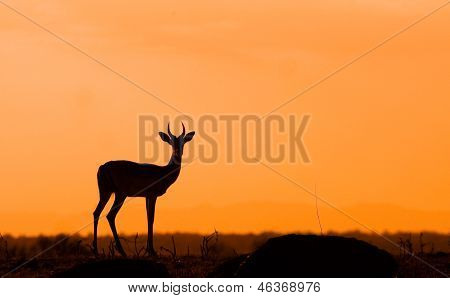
0,0,449,235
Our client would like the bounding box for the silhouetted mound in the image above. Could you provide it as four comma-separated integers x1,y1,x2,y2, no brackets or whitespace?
213,234,397,277
54,259,170,278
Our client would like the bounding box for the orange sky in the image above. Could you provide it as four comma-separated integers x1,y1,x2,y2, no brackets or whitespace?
0,0,449,236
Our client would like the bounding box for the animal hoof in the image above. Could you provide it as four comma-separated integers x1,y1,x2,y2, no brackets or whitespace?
92,245,99,257
147,249,157,257
119,250,127,257
116,247,127,258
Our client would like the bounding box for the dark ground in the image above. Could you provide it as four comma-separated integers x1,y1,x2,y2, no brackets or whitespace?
0,232,448,277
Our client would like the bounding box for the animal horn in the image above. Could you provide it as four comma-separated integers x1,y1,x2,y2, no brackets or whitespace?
181,122,186,137
167,123,175,139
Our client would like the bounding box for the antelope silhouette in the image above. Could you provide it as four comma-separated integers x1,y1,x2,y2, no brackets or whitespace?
93,123,195,257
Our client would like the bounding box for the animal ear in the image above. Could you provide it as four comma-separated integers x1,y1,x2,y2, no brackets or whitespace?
159,132,172,144
183,131,195,143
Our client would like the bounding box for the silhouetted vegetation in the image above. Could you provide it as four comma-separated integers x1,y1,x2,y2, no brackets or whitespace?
0,231,448,277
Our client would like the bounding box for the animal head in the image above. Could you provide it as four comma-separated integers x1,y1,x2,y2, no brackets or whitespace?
159,122,195,156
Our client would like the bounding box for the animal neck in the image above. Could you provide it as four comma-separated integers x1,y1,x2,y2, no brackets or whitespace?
167,151,182,168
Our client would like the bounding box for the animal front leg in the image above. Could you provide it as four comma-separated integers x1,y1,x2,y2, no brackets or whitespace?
146,196,157,256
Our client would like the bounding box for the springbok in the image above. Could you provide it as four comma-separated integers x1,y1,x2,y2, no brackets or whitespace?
93,123,195,257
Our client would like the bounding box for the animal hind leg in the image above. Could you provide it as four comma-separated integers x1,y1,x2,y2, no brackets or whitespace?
93,190,112,255
107,193,127,257
146,196,157,256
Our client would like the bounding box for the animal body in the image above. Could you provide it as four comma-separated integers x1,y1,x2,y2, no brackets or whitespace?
92,123,195,256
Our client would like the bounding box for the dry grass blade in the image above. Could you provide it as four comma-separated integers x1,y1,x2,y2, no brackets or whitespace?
160,236,178,261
